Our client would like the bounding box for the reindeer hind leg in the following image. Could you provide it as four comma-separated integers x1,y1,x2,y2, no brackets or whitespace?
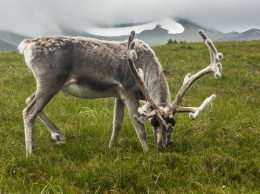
25,93,65,144
23,83,62,156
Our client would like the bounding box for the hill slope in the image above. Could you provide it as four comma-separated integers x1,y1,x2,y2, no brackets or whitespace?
217,28,260,41
0,39,16,51
0,30,30,51
0,31,28,45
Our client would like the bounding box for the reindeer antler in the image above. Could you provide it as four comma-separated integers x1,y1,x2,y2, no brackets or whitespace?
169,30,223,119
127,31,159,112
126,30,223,148
126,31,173,146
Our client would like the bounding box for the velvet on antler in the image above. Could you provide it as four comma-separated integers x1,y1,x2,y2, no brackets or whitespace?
126,30,223,148
169,30,223,119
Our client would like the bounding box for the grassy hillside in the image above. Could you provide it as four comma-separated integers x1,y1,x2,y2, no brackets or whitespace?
0,41,259,193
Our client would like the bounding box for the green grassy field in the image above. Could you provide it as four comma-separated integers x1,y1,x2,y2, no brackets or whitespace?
0,41,259,193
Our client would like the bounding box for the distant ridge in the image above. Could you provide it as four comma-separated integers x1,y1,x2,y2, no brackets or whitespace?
0,38,16,51
1,18,260,51
0,30,30,51
217,28,260,41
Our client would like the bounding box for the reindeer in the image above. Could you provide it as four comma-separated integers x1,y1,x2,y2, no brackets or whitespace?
18,30,223,156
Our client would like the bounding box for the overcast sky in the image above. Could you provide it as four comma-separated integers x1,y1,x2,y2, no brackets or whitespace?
0,0,259,36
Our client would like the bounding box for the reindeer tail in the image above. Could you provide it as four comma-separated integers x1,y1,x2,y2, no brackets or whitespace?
18,39,32,54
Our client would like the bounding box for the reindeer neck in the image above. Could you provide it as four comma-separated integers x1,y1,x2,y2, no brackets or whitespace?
143,59,171,107
133,40,171,107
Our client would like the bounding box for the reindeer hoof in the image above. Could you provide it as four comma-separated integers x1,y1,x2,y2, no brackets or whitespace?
26,146,34,157
51,133,66,144
156,143,163,150
108,141,115,148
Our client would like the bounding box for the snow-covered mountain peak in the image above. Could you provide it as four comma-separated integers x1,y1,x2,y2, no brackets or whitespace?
85,18,184,37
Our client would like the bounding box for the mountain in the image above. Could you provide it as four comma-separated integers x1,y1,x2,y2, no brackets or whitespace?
136,19,223,45
172,19,223,41
1,19,260,51
217,28,260,41
0,30,29,46
0,38,17,51
86,18,184,37
0,30,30,51
83,18,260,44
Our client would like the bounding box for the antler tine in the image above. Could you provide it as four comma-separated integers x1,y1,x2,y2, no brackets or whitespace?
189,94,216,120
198,29,208,41
169,30,224,120
207,40,223,79
128,30,135,49
200,30,223,78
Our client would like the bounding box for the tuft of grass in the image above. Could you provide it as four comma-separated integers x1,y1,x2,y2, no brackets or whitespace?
0,41,260,193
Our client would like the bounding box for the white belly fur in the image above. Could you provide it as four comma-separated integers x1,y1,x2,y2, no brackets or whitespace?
62,83,119,99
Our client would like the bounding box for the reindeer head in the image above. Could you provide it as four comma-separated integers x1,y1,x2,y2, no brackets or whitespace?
126,30,223,149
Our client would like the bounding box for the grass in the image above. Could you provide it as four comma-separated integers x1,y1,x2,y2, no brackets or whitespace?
0,40,259,193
